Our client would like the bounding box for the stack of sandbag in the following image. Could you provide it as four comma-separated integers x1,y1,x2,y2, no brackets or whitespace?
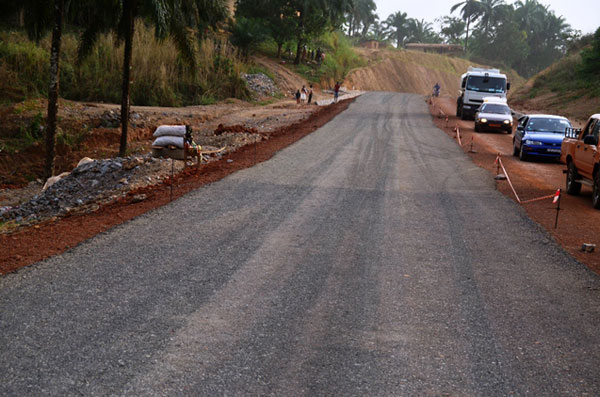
151,125,187,148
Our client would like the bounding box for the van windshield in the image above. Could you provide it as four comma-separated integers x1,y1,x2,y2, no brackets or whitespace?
466,76,506,93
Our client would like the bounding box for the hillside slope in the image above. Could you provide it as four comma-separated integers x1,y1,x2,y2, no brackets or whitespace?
344,48,524,97
511,52,600,123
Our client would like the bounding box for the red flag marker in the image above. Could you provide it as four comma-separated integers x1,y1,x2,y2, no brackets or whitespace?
552,188,561,204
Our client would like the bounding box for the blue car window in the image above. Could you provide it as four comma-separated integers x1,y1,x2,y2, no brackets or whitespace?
526,118,571,133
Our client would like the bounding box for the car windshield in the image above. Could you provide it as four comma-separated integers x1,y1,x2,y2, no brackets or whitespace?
466,76,506,93
479,104,510,114
526,118,571,133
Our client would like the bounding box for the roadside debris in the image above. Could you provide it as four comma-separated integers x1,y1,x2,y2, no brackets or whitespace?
582,243,596,253
0,155,181,226
241,73,278,97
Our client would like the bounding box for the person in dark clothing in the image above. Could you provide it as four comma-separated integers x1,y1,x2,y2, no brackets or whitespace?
308,84,313,104
295,89,301,104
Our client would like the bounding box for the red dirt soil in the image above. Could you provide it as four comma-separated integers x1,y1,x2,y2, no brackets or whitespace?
0,98,354,275
429,96,600,274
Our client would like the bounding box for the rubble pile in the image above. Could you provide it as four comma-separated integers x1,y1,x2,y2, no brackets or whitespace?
0,155,177,224
242,73,278,97
98,110,145,128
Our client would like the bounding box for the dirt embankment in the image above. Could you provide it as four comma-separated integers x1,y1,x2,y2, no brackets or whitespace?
510,54,600,124
345,48,525,97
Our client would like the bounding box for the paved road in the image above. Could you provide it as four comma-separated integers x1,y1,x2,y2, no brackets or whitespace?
2,93,600,396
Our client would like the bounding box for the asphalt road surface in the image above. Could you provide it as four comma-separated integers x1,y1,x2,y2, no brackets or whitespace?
2,93,600,396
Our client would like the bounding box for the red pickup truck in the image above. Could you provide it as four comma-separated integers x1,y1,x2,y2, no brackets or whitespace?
561,114,600,208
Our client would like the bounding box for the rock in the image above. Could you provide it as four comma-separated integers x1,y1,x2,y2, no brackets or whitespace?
130,194,147,203
122,157,144,170
42,172,71,191
77,157,94,168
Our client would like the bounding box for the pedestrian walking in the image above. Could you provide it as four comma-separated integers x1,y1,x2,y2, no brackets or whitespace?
334,82,340,103
295,89,301,104
300,85,307,104
308,84,313,104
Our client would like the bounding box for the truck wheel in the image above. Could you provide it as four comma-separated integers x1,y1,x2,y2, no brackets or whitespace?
519,144,528,161
566,162,582,195
456,103,461,117
460,108,467,120
593,172,600,209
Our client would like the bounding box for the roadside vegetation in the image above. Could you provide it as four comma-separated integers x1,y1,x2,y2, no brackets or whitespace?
511,27,600,121
0,27,249,107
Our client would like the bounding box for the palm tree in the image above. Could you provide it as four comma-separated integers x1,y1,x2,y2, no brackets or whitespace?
478,0,505,39
346,0,376,37
440,16,465,45
45,0,65,179
384,11,409,48
450,0,482,52
79,0,228,157
405,18,438,44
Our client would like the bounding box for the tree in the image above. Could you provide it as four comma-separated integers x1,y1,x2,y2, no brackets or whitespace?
384,11,409,48
405,18,439,44
450,0,482,52
235,0,297,58
477,0,505,39
581,27,600,75
289,0,345,65
45,0,65,179
79,0,228,157
440,16,465,45
229,17,269,58
346,0,376,38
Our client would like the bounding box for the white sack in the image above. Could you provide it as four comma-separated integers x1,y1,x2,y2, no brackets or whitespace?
152,135,184,148
153,125,186,137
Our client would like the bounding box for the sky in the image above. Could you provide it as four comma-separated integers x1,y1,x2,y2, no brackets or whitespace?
374,0,600,35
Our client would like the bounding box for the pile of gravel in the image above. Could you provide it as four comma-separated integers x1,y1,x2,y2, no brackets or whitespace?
98,110,145,128
242,73,278,97
1,155,170,224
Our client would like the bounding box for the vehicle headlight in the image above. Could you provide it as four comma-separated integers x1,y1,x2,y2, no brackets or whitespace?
503,119,512,124
479,118,487,123
525,140,543,145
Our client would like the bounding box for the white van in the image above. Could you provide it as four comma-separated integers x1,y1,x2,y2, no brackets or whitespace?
456,67,510,120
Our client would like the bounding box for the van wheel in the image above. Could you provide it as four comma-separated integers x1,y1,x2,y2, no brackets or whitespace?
593,172,600,209
566,162,582,195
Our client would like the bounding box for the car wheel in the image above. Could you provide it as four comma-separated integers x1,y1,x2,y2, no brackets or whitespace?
518,144,528,161
512,140,519,156
474,123,480,132
566,162,582,195
593,171,600,209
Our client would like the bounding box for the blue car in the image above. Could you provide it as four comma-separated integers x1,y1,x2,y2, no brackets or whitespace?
513,114,572,161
